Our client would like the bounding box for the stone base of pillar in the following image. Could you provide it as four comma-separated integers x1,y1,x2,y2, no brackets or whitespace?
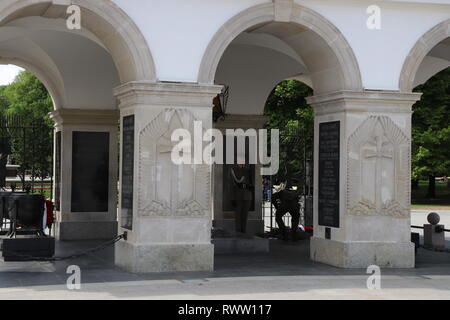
55,221,118,241
115,241,214,273
213,219,264,236
310,237,415,268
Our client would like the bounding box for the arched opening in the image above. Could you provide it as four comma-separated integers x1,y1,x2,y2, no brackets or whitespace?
263,79,314,230
411,67,450,205
400,21,450,257
0,0,156,242
0,59,62,109
400,19,450,92
199,3,362,93
0,65,56,241
0,0,156,84
207,3,362,269
0,64,23,86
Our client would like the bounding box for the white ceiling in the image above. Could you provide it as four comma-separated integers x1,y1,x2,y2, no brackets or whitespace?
0,17,120,110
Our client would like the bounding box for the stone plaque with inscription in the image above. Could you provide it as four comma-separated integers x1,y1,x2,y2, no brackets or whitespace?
318,121,340,228
55,131,61,211
121,115,135,229
71,132,110,213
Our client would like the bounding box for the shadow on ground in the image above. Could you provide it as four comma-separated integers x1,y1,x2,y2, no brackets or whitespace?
0,238,449,280
0,237,448,299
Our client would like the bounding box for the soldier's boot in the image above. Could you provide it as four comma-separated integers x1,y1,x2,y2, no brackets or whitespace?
282,228,289,241
291,229,298,242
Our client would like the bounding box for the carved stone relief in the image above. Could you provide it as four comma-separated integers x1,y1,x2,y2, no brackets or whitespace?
347,115,410,218
138,109,211,217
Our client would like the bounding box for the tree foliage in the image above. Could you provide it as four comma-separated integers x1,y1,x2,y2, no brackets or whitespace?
412,67,450,192
0,71,53,182
2,71,53,122
264,80,314,135
263,72,450,199
0,86,9,114
264,80,314,180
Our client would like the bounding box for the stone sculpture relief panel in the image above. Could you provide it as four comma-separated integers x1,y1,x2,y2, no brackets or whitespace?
347,116,410,219
138,109,211,217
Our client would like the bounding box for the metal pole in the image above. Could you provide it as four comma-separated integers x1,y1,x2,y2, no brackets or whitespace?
31,124,35,194
270,174,273,231
22,126,26,191
50,129,54,201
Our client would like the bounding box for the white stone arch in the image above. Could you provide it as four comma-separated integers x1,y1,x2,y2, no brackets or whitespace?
0,0,157,83
198,1,363,93
400,19,450,93
0,57,64,109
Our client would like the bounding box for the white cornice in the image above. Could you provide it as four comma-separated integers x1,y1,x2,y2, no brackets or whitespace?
307,90,422,115
49,109,119,127
114,81,223,109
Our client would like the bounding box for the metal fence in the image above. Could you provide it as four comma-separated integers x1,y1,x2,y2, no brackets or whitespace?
0,115,54,233
262,125,314,232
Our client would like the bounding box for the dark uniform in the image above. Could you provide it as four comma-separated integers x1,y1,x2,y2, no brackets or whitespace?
271,189,300,241
230,165,253,234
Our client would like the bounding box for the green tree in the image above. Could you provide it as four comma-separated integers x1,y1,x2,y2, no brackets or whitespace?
265,80,314,133
264,80,314,179
412,67,450,198
0,86,9,114
3,71,53,120
1,71,53,183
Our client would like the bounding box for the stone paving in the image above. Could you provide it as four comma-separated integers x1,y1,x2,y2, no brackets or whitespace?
0,241,448,299
0,211,448,300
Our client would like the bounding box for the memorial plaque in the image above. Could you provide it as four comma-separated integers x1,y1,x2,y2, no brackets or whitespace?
55,131,61,211
71,132,110,213
318,121,340,228
121,116,134,230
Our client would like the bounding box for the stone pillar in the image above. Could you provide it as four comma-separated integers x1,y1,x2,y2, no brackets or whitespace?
213,115,268,236
307,91,421,268
50,109,119,241
114,82,222,273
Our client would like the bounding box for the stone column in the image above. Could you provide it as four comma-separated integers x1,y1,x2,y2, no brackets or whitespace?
307,91,421,268
114,82,222,273
213,115,268,236
50,109,119,241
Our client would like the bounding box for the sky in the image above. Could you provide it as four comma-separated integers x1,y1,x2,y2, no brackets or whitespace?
0,65,24,86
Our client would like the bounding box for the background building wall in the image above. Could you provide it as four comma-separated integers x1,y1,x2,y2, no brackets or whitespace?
113,0,450,92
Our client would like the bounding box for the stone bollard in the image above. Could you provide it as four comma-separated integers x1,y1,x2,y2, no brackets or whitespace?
424,212,446,250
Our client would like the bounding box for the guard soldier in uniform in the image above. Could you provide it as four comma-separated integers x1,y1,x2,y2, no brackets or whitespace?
230,163,253,235
271,188,300,241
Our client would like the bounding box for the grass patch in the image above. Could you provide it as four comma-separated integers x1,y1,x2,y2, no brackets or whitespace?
411,181,450,210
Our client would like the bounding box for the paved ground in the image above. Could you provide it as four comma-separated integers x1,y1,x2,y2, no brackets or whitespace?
0,210,449,300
